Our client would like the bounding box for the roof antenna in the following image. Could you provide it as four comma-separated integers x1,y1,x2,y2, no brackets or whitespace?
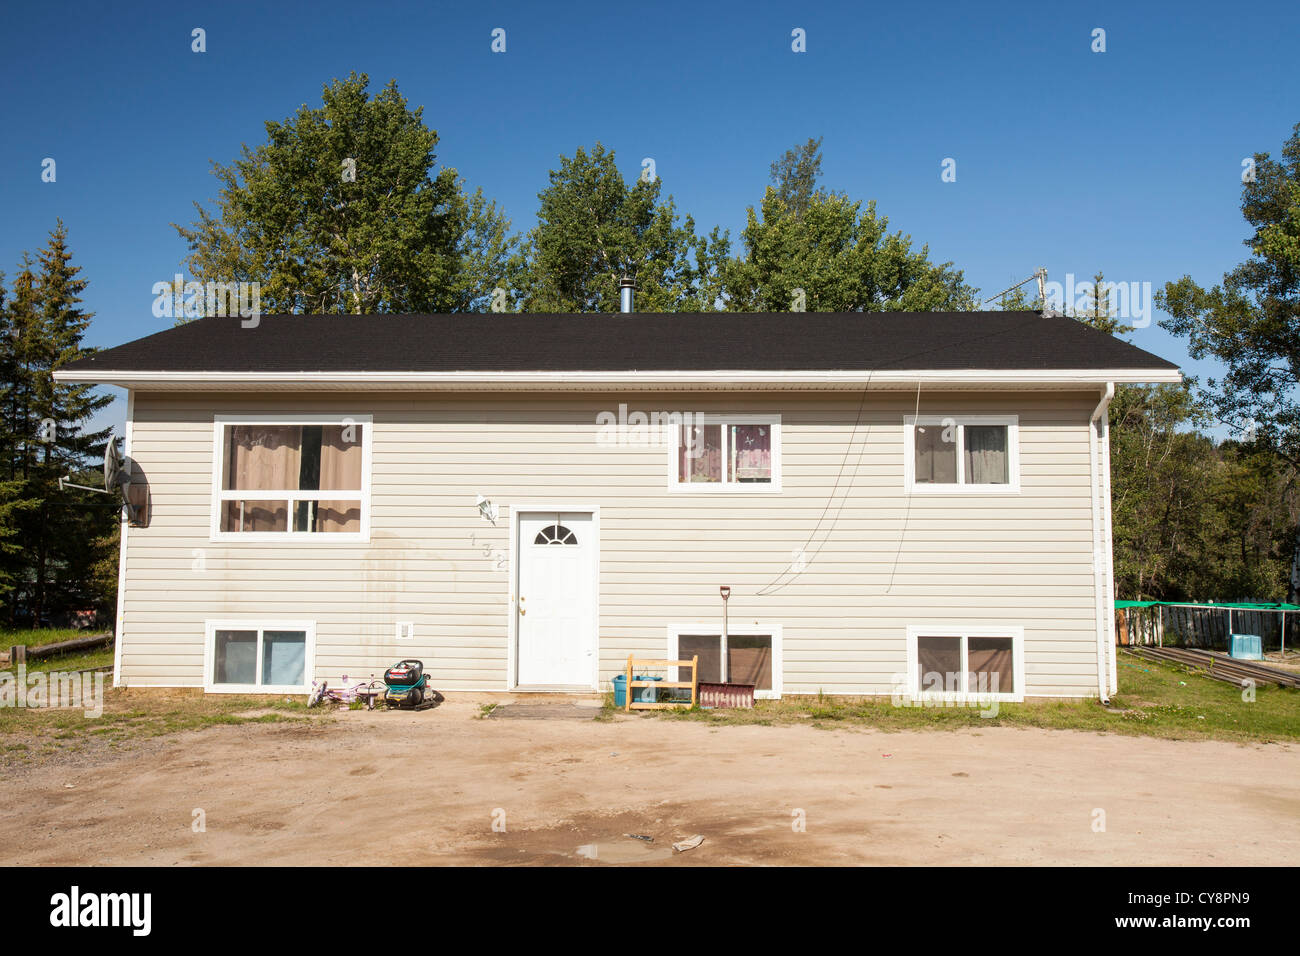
980,267,1050,315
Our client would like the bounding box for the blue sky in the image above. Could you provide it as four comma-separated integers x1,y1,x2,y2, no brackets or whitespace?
2,0,1298,436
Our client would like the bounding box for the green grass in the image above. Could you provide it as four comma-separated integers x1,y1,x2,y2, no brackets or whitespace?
0,627,92,650
0,630,331,768
608,651,1300,743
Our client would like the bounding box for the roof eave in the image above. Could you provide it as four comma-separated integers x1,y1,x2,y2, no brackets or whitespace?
53,367,1184,390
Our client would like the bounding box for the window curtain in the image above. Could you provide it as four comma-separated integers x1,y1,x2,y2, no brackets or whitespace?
914,425,957,483
964,425,1008,484
224,426,300,531
917,636,961,693
679,425,722,482
967,637,1014,693
317,425,362,489
729,425,771,482
316,425,363,532
727,636,773,690
677,635,723,683
225,426,301,491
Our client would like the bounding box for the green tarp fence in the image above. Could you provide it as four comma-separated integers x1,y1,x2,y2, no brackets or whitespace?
1115,600,1300,611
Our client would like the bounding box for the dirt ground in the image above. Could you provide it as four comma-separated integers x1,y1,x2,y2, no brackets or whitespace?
2,694,1298,866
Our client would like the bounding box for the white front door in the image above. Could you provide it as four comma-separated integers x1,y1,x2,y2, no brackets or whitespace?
516,512,596,687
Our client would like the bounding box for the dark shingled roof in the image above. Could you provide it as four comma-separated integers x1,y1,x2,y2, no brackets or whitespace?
62,311,1179,375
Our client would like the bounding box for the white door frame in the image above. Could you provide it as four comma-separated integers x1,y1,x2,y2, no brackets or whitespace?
506,502,601,691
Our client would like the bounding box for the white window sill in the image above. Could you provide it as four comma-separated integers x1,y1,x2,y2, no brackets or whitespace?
205,684,311,695
209,532,370,544
905,483,1020,495
668,482,783,494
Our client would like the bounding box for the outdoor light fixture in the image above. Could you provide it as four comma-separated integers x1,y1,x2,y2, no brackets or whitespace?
475,495,498,524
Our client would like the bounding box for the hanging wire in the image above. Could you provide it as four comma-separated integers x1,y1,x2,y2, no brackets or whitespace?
752,310,1047,597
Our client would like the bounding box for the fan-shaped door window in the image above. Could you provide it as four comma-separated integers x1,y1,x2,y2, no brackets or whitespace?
534,523,578,545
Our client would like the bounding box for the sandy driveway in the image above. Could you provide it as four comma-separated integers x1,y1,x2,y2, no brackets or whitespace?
2,695,1297,866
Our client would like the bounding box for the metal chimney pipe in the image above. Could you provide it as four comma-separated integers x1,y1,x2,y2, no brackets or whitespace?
619,275,635,313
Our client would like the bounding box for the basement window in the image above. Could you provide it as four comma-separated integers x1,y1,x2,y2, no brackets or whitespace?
205,621,314,693
212,416,371,540
668,627,782,698
907,627,1023,701
904,415,1019,493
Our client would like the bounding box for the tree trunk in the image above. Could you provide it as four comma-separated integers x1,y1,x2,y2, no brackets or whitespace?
1288,515,1300,604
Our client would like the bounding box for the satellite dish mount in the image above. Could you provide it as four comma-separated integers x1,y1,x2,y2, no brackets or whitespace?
58,437,138,522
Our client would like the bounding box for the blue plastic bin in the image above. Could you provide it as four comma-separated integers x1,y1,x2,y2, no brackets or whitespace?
1229,633,1263,660
611,674,661,706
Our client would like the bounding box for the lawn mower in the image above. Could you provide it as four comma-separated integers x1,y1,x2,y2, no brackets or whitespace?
382,659,440,710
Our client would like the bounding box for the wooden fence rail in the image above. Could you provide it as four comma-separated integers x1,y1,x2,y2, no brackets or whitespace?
1,632,114,667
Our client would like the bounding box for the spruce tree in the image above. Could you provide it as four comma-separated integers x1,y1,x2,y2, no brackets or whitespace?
5,223,115,624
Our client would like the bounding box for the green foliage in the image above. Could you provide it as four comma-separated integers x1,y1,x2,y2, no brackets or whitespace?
0,223,117,625
722,188,976,313
993,283,1042,311
1157,122,1300,597
1158,122,1300,457
513,143,728,312
176,72,515,314
1069,270,1131,336
1072,266,1298,601
769,136,825,219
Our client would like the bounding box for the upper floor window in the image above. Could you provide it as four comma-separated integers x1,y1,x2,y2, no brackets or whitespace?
671,415,782,492
904,415,1019,493
212,415,371,540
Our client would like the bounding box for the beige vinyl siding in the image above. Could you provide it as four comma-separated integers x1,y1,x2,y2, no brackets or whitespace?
118,389,1106,697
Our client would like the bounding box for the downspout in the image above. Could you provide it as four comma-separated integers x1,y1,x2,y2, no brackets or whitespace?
1089,382,1115,703
1100,388,1119,696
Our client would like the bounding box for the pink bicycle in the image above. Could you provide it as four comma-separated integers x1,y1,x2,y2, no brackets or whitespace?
308,675,383,710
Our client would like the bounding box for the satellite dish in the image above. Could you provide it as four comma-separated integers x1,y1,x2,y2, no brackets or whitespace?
104,438,125,495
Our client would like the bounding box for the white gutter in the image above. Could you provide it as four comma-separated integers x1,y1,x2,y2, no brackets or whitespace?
1089,382,1116,703
53,367,1185,389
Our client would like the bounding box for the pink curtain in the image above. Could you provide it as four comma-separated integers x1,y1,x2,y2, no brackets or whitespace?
679,425,722,482
729,425,771,481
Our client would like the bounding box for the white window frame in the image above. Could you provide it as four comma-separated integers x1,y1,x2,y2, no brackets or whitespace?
904,625,1025,703
666,623,783,698
903,414,1020,494
210,414,373,542
203,619,316,694
668,414,782,493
